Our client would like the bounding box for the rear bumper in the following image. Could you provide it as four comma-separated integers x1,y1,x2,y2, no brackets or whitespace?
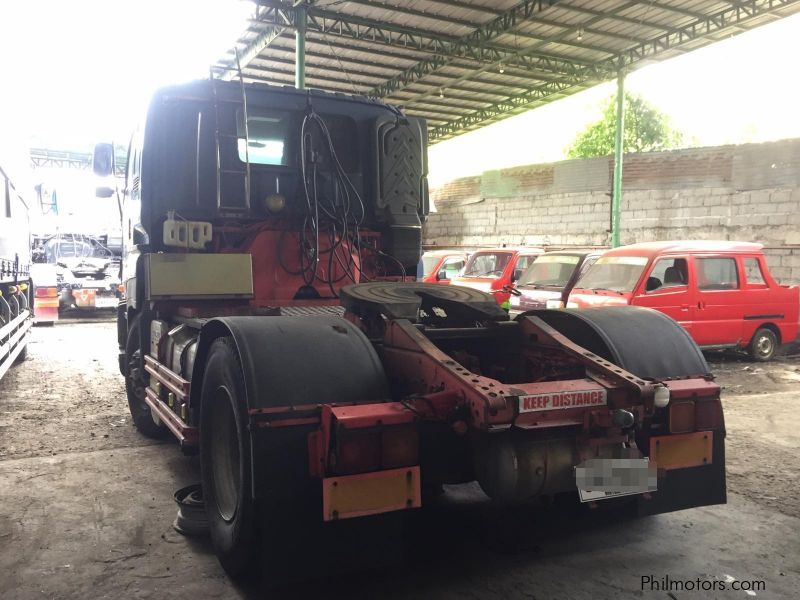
638,430,726,516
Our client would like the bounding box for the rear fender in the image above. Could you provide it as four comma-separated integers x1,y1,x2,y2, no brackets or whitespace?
190,315,390,499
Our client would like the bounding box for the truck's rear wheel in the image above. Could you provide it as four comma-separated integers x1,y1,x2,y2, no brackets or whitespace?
200,337,260,581
125,314,168,439
748,327,777,362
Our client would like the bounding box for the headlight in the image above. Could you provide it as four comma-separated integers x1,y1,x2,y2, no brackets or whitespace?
566,301,579,308
545,299,564,309
653,385,670,408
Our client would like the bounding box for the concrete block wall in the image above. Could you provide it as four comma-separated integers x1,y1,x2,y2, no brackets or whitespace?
425,138,800,283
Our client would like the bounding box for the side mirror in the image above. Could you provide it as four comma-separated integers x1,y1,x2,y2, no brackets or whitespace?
436,269,449,281
92,143,115,177
512,269,523,282
646,276,661,292
95,186,115,198
132,225,149,247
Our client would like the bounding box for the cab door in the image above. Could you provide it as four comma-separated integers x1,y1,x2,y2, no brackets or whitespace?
631,255,694,332
691,255,744,346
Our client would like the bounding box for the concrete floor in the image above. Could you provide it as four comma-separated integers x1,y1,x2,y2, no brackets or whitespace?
0,321,798,599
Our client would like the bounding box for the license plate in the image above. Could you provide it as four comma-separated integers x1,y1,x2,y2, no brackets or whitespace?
94,297,118,308
575,457,657,503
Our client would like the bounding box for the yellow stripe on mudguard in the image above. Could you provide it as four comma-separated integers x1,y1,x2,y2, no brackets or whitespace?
322,466,421,521
650,432,713,470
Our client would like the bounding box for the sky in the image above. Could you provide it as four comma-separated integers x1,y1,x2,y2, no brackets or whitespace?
1,2,800,189
0,0,254,151
428,11,800,186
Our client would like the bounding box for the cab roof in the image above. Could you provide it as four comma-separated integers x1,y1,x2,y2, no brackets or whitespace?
604,240,763,259
422,249,468,257
472,247,545,255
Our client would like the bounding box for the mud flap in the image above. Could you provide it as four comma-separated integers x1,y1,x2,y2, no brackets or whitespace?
637,431,727,516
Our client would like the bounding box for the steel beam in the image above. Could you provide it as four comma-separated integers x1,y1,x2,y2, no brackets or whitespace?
611,69,625,249
295,3,306,89
248,2,609,82
430,0,799,141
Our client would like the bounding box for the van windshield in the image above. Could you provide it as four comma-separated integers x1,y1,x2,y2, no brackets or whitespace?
518,254,580,288
574,256,648,293
462,252,513,278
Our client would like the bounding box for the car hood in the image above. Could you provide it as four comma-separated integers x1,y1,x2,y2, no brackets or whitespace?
568,290,631,307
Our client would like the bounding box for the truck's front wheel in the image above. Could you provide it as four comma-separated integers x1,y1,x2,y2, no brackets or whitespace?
200,337,260,581
125,314,168,439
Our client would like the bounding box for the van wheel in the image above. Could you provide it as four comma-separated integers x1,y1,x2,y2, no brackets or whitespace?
125,314,168,438
748,327,777,362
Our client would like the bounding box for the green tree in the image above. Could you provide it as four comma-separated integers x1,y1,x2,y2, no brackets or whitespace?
566,92,683,159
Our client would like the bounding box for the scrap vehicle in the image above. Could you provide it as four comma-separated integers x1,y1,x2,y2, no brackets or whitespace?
417,249,468,283
509,250,601,317
0,163,33,380
31,232,122,315
567,241,799,361
450,247,543,309
100,78,727,579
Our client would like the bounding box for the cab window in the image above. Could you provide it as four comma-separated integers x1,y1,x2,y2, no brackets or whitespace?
645,257,688,292
743,257,766,286
697,257,740,290
441,257,465,278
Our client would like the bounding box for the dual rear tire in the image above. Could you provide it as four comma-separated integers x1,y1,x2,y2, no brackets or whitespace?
199,337,261,580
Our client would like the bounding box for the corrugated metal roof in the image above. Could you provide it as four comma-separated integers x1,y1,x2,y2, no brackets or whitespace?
216,0,800,142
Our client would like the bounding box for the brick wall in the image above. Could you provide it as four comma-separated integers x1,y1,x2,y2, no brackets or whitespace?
424,138,800,283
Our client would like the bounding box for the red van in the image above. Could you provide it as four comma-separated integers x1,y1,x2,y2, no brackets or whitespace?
417,250,468,284
567,241,800,360
450,247,544,308
509,250,601,318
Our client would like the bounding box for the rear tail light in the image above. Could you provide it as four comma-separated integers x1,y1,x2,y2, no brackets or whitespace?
334,426,420,475
669,401,695,433
695,398,724,431
336,432,381,475
381,426,419,469
35,287,58,298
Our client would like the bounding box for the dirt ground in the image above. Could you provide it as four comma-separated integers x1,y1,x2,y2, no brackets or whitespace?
0,320,798,599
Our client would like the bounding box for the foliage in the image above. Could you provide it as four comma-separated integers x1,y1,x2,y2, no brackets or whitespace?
566,92,684,159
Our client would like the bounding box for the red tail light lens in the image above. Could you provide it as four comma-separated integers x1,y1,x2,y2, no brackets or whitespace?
695,398,724,430
334,426,420,475
381,426,419,469
35,287,58,298
669,401,696,433
336,432,381,475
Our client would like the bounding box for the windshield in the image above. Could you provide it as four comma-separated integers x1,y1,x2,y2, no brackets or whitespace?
518,254,580,287
40,234,115,264
574,256,648,293
462,251,513,278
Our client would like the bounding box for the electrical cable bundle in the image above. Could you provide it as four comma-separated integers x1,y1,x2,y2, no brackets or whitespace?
277,106,405,298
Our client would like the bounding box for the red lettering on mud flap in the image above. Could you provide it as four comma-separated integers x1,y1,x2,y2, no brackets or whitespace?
519,390,607,413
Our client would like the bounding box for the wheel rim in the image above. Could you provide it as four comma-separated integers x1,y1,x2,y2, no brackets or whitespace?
756,333,774,357
210,386,240,522
127,355,148,413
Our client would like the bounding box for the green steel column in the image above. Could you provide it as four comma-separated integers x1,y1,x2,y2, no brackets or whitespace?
611,68,626,248
295,4,306,90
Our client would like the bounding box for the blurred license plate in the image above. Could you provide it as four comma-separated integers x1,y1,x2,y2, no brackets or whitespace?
95,297,117,308
575,457,656,503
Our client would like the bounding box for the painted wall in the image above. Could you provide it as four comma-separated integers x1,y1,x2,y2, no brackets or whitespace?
425,138,800,282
